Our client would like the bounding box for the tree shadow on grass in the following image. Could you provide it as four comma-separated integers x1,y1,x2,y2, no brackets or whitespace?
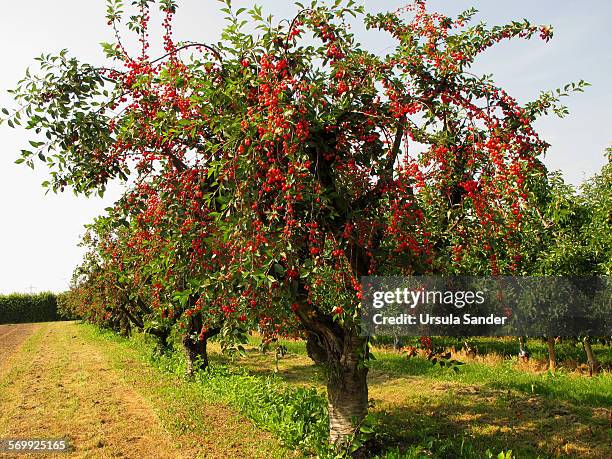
210,347,326,387
208,344,610,457
211,346,612,409
374,384,611,458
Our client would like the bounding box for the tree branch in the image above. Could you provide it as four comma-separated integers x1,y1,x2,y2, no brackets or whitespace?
149,42,223,66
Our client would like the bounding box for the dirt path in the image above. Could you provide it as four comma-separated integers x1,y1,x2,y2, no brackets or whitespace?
0,324,37,373
0,322,292,459
0,322,182,458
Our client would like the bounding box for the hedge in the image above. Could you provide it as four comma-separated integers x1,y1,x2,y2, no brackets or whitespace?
0,292,68,324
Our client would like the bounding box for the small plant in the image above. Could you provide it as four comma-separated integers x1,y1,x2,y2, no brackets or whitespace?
485,450,514,459
402,345,418,358
415,337,465,373
343,411,384,457
427,350,465,373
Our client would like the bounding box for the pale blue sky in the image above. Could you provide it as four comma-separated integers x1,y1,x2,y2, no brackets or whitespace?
0,1,610,293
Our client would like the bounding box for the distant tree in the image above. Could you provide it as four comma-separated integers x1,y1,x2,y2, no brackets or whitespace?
581,148,612,275
521,150,611,373
578,148,612,373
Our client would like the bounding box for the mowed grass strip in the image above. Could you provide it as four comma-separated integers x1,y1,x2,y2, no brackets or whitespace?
0,322,179,458
77,324,298,459
0,323,38,379
0,322,293,459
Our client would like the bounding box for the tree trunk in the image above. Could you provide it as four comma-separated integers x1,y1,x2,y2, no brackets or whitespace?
306,331,369,445
583,337,598,376
119,314,131,337
327,339,369,445
149,327,172,355
182,314,220,376
546,336,556,372
393,334,403,351
182,333,209,376
518,336,529,361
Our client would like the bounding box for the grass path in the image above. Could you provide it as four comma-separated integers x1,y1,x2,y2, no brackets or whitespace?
0,324,38,378
0,322,292,458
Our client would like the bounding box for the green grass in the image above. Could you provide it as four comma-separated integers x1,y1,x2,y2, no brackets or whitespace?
213,334,612,458
372,351,612,407
151,350,331,456
245,335,612,408
420,337,612,367
80,325,612,458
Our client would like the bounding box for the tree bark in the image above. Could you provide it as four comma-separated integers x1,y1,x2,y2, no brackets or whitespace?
393,334,403,351
119,314,131,337
583,336,598,376
182,333,209,376
182,317,220,376
306,330,369,445
327,335,369,445
546,336,556,372
149,327,172,355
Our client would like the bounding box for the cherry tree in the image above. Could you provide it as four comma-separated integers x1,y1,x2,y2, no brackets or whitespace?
4,0,584,443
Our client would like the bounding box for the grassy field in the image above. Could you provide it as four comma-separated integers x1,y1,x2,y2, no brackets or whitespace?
0,322,294,458
206,336,612,458
0,322,610,458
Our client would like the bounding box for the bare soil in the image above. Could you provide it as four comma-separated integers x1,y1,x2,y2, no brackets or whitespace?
0,324,37,375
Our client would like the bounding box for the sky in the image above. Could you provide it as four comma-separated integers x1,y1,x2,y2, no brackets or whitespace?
0,0,610,294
